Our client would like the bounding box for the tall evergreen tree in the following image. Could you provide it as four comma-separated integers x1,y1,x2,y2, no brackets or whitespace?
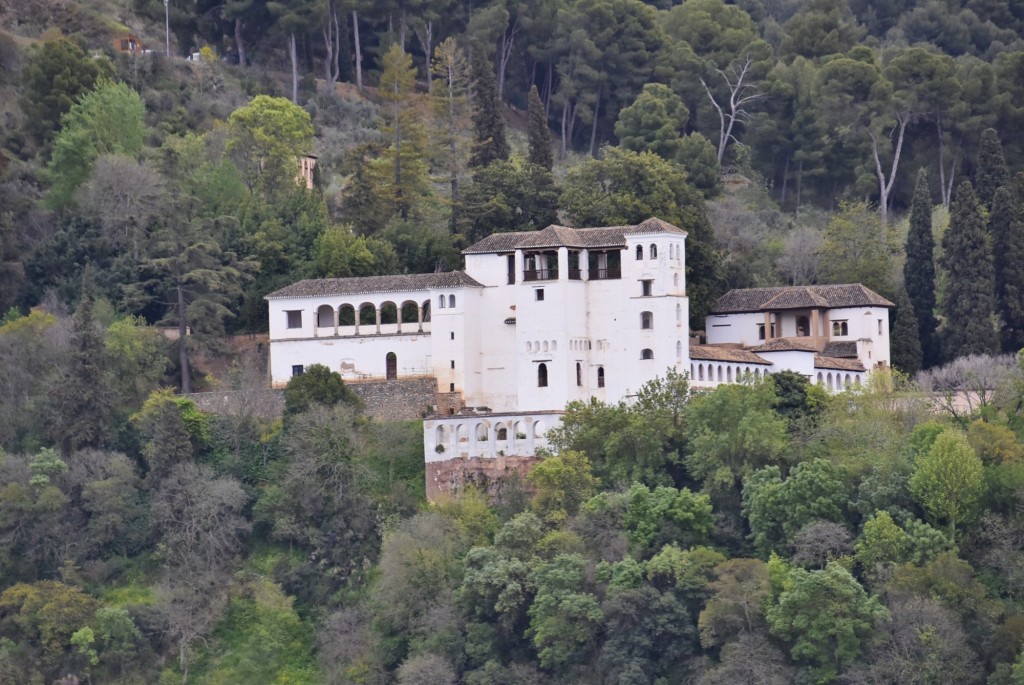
528,85,553,171
974,128,1009,211
890,288,923,376
54,282,112,453
992,176,1024,352
941,181,997,360
904,169,939,367
376,44,430,220
469,55,510,169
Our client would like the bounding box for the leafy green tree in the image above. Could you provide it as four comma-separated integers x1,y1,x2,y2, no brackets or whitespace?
818,201,897,299
941,181,997,360
528,450,598,522
677,132,722,197
597,585,694,683
527,85,553,171
905,169,939,367
890,287,923,376
469,53,510,169
226,95,315,192
20,37,111,147
0,581,100,677
132,389,205,482
46,80,145,209
614,83,689,161
52,289,113,453
742,458,850,555
991,178,1024,352
283,363,362,417
311,225,399,278
697,558,772,649
767,562,887,683
623,483,714,555
685,380,789,505
909,428,984,537
780,0,866,60
855,510,909,580
104,316,169,411
561,146,723,325
375,44,431,220
974,127,1009,211
527,554,603,671
457,158,558,244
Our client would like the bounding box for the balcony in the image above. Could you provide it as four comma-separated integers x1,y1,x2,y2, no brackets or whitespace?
590,266,621,280
523,268,558,282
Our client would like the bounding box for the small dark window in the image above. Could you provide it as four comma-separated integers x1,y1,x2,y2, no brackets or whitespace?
497,427,508,440
636,245,643,260
286,310,302,329
449,382,455,392
650,244,658,258
758,324,765,340
576,362,582,386
536,289,545,301
641,280,653,296
597,366,605,388
538,363,548,387
641,311,653,329
291,365,304,377
832,321,848,336
450,360,455,369
797,315,809,337
507,254,515,285
450,332,455,340
449,294,456,308
641,349,654,360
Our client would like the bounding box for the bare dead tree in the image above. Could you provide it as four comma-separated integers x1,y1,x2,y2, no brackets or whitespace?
700,53,766,164
867,110,911,227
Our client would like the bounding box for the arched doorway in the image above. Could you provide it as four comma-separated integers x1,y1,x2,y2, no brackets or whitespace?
386,352,397,380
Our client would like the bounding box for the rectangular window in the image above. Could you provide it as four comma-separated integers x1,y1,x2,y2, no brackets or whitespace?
449,382,455,392
291,365,304,377
450,360,455,369
878,319,883,335
536,289,545,301
286,310,302,329
450,332,455,340
641,280,653,296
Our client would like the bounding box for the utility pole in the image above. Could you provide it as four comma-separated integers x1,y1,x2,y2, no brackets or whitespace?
165,0,170,57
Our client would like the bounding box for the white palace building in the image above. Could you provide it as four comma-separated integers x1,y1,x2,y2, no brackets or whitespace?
266,218,892,492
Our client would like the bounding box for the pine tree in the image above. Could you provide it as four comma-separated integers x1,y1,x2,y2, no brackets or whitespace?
890,288,922,376
54,284,112,453
941,181,997,360
974,128,1009,211
993,175,1024,352
376,44,430,221
528,85,553,171
469,55,509,169
904,169,939,367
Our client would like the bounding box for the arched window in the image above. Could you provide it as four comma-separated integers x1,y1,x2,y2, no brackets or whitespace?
338,304,355,326
359,303,376,326
817,372,823,384
676,340,683,359
439,295,446,309
576,362,582,386
597,366,605,388
636,245,643,260
386,352,397,380
698,363,704,381
538,363,548,387
673,273,679,287
650,243,658,258
845,373,852,388
669,244,674,259
832,320,848,336
641,348,654,360
497,426,508,441
421,300,431,322
827,372,834,388
316,305,334,328
380,301,398,325
727,366,733,382
543,341,549,353
435,425,445,444
449,294,456,308
717,364,723,381
797,315,809,336
676,303,682,324
476,423,488,441
400,300,419,324
641,311,653,329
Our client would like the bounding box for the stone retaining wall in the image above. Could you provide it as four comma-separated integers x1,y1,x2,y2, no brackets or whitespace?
426,454,541,502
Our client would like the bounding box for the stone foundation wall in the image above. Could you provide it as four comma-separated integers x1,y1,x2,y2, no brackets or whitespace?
426,454,542,502
188,377,442,422
347,377,439,421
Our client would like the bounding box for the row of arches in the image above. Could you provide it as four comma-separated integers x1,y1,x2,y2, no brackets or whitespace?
692,363,771,383
817,371,860,390
435,419,548,452
313,300,431,336
635,243,684,261
540,363,605,388
527,340,557,353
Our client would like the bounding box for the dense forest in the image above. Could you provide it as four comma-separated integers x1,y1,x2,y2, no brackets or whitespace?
4,0,1024,682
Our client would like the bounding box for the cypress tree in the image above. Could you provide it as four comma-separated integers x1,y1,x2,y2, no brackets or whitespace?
941,181,997,360
890,288,923,376
904,169,939,367
55,285,112,453
469,55,509,169
974,128,1009,211
993,175,1024,352
528,85,553,171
